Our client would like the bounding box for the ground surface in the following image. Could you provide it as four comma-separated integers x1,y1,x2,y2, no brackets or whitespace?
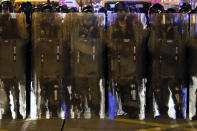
0,117,197,131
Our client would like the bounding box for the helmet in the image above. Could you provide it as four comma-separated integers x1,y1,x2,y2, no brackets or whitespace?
19,2,26,12
128,5,135,13
105,3,113,11
179,3,192,13
55,6,61,12
61,5,69,13
41,3,52,12
98,7,107,13
33,6,41,12
25,2,33,13
51,2,58,12
149,3,164,13
166,8,176,13
114,2,129,13
18,2,32,13
56,5,69,13
82,5,93,13
1,0,13,12
68,7,78,13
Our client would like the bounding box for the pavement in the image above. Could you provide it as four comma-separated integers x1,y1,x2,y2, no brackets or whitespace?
0,117,197,131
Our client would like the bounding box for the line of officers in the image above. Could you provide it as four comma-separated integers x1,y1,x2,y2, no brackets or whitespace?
0,0,196,14
0,1,96,13
1,1,197,120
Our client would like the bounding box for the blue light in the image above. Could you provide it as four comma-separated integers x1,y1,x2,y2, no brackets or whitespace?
107,13,118,26
108,88,117,119
101,15,106,27
174,17,178,24
184,15,189,22
182,88,187,119
182,29,184,34
62,101,68,119
195,22,197,36
109,4,116,8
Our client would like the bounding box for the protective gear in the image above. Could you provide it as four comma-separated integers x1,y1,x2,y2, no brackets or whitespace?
179,3,192,13
18,2,33,13
107,13,148,119
105,3,113,11
149,3,164,13
56,5,69,13
0,13,27,119
188,13,197,120
32,13,68,117
68,7,78,12
148,13,188,118
114,2,129,13
60,5,69,13
82,5,93,13
98,7,107,13
41,3,52,12
55,6,61,12
33,6,41,12
67,13,105,117
128,5,135,13
166,8,176,13
190,7,197,14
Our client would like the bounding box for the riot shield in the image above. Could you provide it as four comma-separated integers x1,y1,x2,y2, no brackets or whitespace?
0,13,27,119
148,13,188,119
189,14,197,120
67,13,105,119
32,13,69,118
106,13,148,120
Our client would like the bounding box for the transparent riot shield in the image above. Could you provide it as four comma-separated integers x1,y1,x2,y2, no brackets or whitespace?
0,13,27,119
106,13,148,120
32,13,69,118
148,14,188,119
67,13,105,119
189,14,197,120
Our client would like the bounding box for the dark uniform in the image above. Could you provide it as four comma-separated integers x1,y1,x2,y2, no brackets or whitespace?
148,13,188,118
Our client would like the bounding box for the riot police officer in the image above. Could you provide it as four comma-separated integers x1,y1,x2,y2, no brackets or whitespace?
32,10,65,117
69,12,105,118
188,7,197,120
107,3,148,119
179,3,192,13
148,6,188,118
0,3,28,119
